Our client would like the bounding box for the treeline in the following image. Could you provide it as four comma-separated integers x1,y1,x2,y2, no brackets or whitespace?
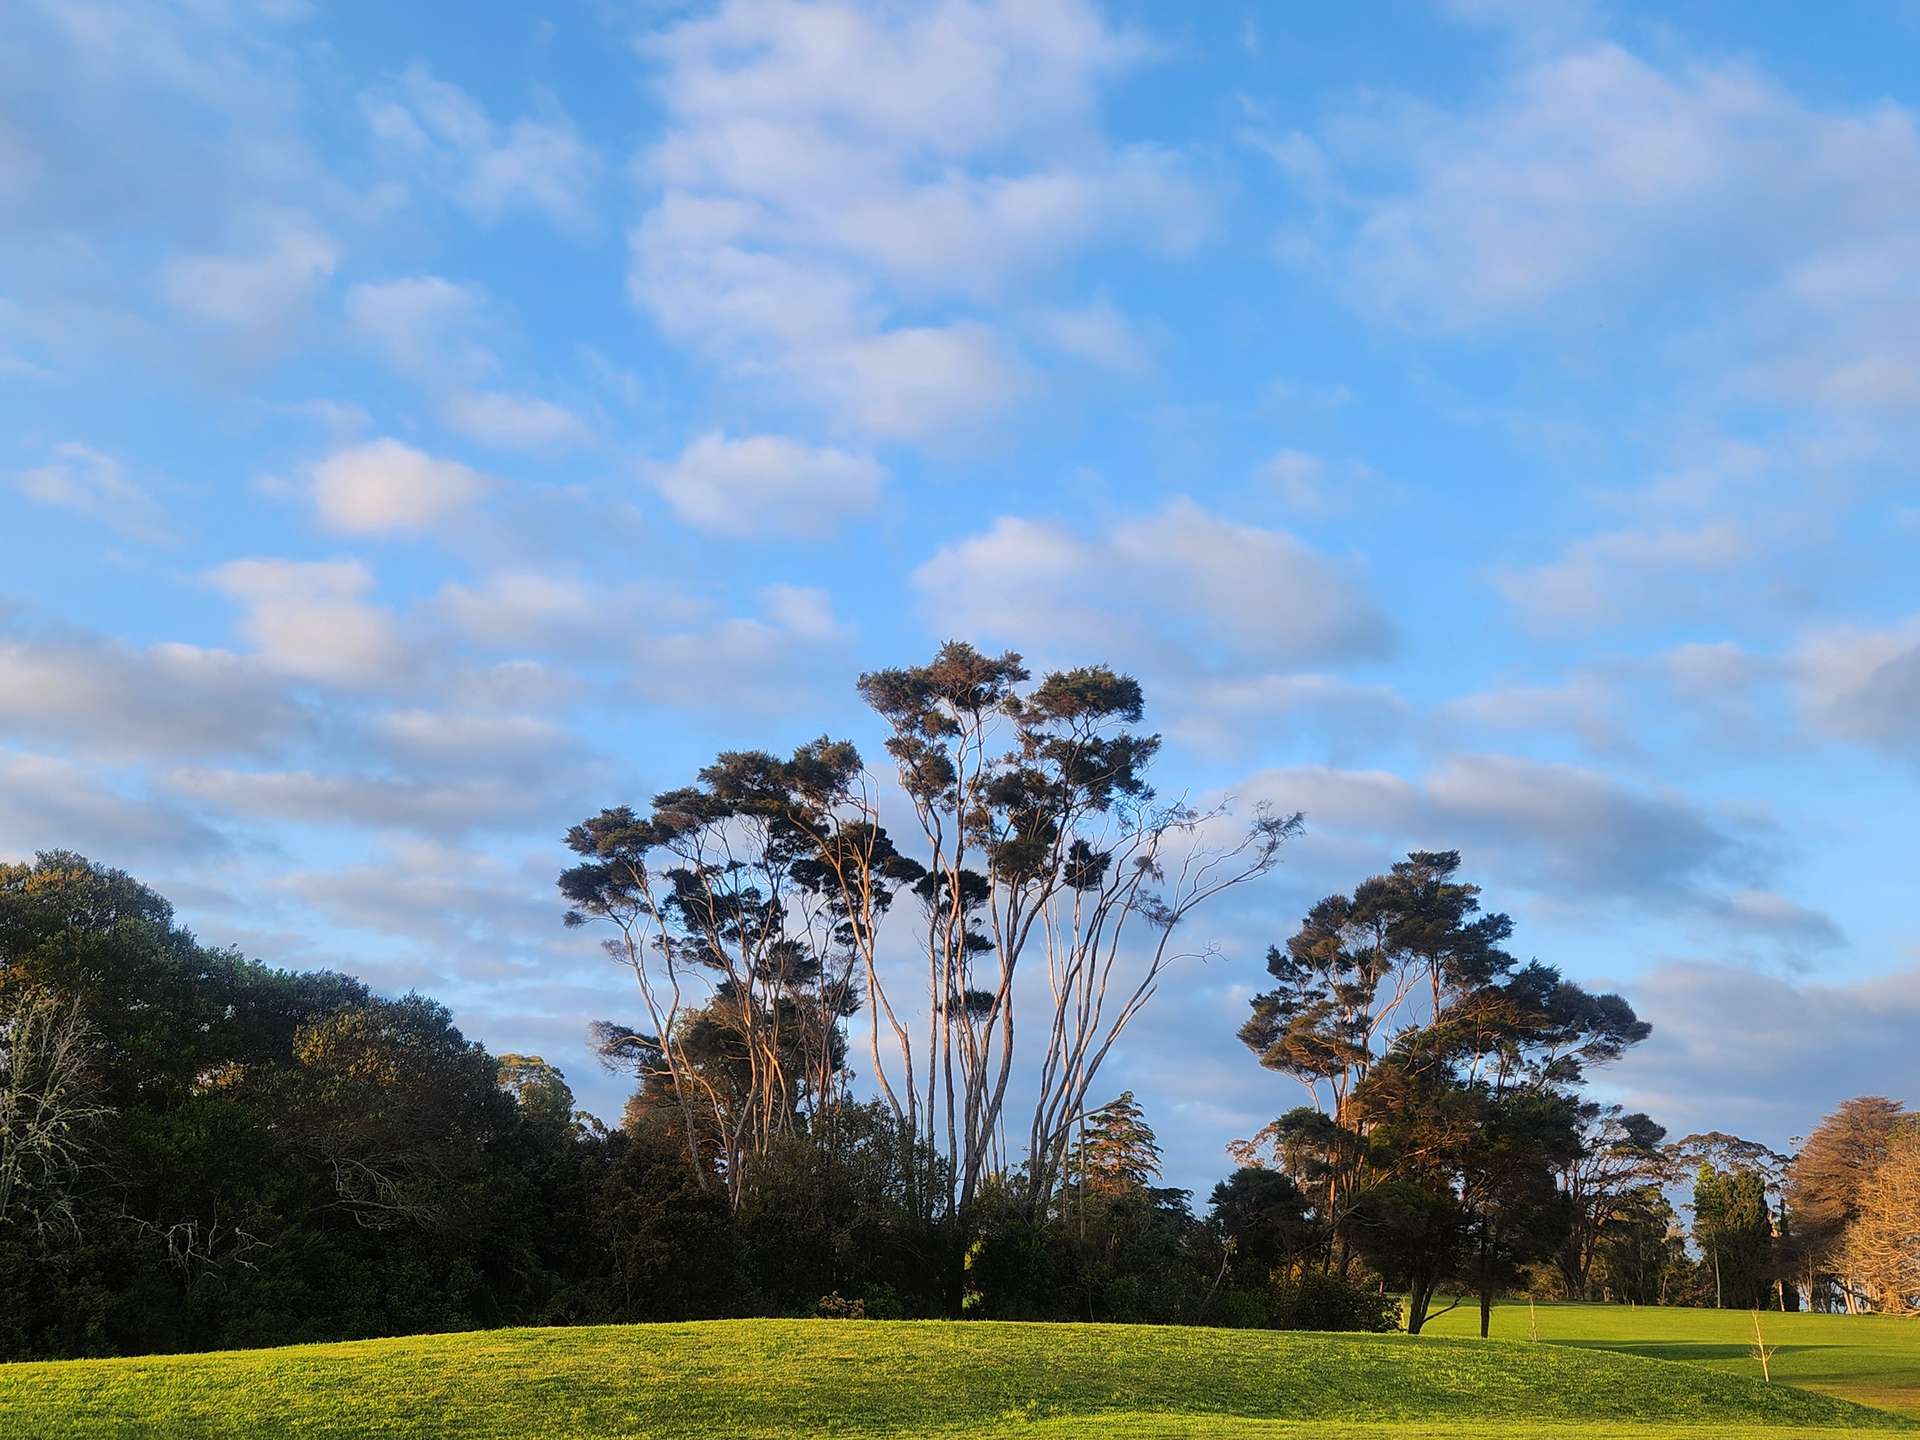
0,851,1396,1359
2,645,1913,1357
1,851,1912,1360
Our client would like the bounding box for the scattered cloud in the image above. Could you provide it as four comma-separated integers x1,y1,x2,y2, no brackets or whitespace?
1497,519,1753,630
434,570,620,653
914,497,1393,673
344,275,495,381
12,442,173,543
627,0,1202,440
647,431,887,538
0,620,303,760
206,557,405,686
442,390,591,451
161,213,339,347
1705,888,1845,954
1793,614,1920,760
1254,450,1387,518
1612,960,1920,1145
1322,44,1920,333
0,751,228,864
162,765,556,838
1236,754,1764,914
362,64,600,231
309,438,492,536
1168,673,1410,761
1446,673,1628,755
1029,300,1151,375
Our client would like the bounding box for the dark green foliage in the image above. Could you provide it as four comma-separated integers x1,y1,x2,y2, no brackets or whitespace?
1267,1269,1401,1332
0,853,630,1357
1237,851,1651,1335
1692,1163,1776,1309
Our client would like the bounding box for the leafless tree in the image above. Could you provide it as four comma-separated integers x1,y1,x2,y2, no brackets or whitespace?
0,985,111,1241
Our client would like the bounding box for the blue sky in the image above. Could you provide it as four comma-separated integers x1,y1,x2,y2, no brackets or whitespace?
4,0,1917,1194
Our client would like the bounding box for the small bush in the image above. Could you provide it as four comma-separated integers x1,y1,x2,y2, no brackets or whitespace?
1269,1272,1400,1333
860,1283,904,1321
816,1292,865,1320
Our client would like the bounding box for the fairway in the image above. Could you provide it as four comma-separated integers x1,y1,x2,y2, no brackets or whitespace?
1420,1299,1920,1420
1,1313,1912,1440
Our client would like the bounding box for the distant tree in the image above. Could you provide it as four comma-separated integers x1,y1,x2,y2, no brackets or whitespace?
1691,1164,1774,1309
1592,1185,1686,1304
560,740,917,1208
495,1053,580,1136
1206,1167,1313,1279
1238,851,1648,1333
1839,1123,1920,1314
1555,1104,1670,1300
1787,1097,1907,1312
1067,1092,1163,1206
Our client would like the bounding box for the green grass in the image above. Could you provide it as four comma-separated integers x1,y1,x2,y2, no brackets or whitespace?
2,1312,1913,1439
1421,1297,1920,1419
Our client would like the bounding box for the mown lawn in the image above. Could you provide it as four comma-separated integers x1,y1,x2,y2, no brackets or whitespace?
1420,1297,1920,1419
1,1315,1911,1439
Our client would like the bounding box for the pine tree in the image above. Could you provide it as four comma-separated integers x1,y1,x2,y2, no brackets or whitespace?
1068,1092,1163,1201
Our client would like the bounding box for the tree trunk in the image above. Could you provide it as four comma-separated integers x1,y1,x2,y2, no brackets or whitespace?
1406,1277,1432,1334
1480,1284,1493,1338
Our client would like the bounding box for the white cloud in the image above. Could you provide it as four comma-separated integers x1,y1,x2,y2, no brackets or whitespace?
916,498,1392,678
370,708,572,771
1029,300,1150,375
648,431,887,538
1446,673,1628,755
3,2,356,375
805,325,1025,443
12,441,173,543
1707,888,1845,952
0,751,227,864
629,587,852,712
1256,449,1328,511
274,838,563,955
442,390,590,451
1327,45,1920,331
1235,754,1762,913
362,64,599,231
0,622,302,760
344,275,494,380
1169,673,1410,760
1793,614,1920,760
1613,960,1920,1144
309,438,491,536
1660,641,1765,695
435,571,636,653
628,0,1202,440
162,765,549,837
206,557,405,686
1498,519,1753,630
161,213,338,342
758,583,839,640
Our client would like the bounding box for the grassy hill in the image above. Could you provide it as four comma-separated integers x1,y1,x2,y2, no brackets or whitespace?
3,1310,1914,1439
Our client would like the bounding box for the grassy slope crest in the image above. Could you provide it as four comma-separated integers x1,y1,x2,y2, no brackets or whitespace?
0,1318,1910,1439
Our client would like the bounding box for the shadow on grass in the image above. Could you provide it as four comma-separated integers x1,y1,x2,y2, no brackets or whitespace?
1559,1341,1819,1363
